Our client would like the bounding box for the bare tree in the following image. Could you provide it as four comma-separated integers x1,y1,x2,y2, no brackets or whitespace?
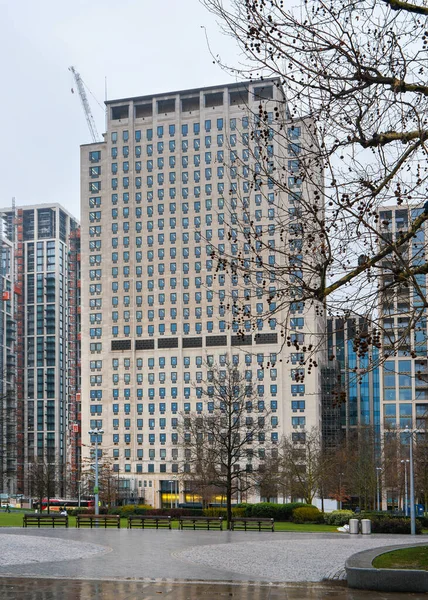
252,449,283,502
201,0,428,360
414,432,428,509
81,456,120,509
345,426,379,510
28,458,57,513
281,428,325,505
179,359,272,527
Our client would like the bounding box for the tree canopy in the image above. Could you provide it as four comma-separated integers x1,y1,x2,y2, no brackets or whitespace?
202,0,428,358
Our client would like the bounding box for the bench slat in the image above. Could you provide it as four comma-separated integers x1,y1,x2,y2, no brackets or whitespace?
23,514,68,528
231,518,274,532
179,517,223,531
76,514,120,529
127,516,171,529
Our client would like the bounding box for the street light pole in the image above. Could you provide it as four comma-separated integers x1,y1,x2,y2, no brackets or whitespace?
88,428,104,516
339,472,344,510
376,467,382,511
400,459,409,516
406,427,416,536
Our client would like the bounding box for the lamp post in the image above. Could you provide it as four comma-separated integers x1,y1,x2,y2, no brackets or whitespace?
400,459,409,516
88,428,104,516
405,427,417,536
77,480,81,509
376,467,382,511
339,472,344,510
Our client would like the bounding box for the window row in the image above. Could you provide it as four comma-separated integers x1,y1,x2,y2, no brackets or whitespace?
110,354,277,368
90,399,279,413
106,191,282,207
89,384,280,398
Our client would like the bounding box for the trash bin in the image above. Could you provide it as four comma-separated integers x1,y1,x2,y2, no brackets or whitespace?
349,519,359,534
361,519,371,535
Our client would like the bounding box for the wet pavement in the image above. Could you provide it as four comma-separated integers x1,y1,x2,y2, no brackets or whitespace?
0,528,427,598
0,528,424,583
0,578,427,600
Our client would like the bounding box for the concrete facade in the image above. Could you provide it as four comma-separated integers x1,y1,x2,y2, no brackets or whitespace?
80,79,325,507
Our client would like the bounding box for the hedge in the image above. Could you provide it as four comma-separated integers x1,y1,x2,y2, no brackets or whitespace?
292,506,324,524
107,505,204,518
324,510,355,526
369,516,422,534
236,502,313,521
203,507,246,518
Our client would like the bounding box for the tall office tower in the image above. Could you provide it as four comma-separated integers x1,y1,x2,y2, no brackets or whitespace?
326,317,380,448
0,209,18,494
0,204,80,496
80,79,325,507
378,205,428,508
378,206,428,431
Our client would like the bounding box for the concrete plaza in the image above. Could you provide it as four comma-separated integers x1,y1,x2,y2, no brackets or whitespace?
0,529,425,598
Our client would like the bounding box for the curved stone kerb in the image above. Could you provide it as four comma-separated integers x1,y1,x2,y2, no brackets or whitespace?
345,542,428,593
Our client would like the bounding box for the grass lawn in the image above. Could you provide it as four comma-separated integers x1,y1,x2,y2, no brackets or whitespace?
0,511,29,527
274,522,338,533
0,511,339,532
373,546,428,570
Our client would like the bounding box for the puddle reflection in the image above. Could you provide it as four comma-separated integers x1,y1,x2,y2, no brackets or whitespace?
0,578,425,600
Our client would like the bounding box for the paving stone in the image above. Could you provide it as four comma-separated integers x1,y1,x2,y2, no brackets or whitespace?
0,528,423,585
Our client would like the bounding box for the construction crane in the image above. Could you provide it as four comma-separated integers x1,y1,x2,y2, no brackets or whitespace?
69,66,102,143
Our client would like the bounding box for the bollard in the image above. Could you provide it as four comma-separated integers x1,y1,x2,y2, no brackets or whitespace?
349,518,359,534
361,519,371,535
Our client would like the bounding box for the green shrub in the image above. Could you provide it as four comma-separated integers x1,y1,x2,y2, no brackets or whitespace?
241,502,311,521
119,505,139,515
324,510,355,526
292,506,324,523
68,507,90,517
106,504,152,517
419,515,428,528
357,511,386,520
203,507,246,518
370,516,422,535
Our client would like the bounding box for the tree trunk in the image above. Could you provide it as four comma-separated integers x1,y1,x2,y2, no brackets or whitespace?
227,472,232,530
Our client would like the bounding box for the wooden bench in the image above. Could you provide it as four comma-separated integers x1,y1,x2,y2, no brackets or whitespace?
127,515,172,529
76,514,121,528
179,516,224,530
23,513,68,528
231,517,274,532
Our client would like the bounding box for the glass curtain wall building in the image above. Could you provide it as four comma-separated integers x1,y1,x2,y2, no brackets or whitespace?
378,205,428,508
326,317,380,444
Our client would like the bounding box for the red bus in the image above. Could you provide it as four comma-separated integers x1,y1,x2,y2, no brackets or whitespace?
34,498,95,512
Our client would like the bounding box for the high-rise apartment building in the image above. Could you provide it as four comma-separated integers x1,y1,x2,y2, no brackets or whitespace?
378,206,428,432
0,209,18,494
378,205,428,508
80,79,325,507
0,204,80,496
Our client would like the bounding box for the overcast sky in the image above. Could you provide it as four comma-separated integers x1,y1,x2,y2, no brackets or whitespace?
0,0,240,220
